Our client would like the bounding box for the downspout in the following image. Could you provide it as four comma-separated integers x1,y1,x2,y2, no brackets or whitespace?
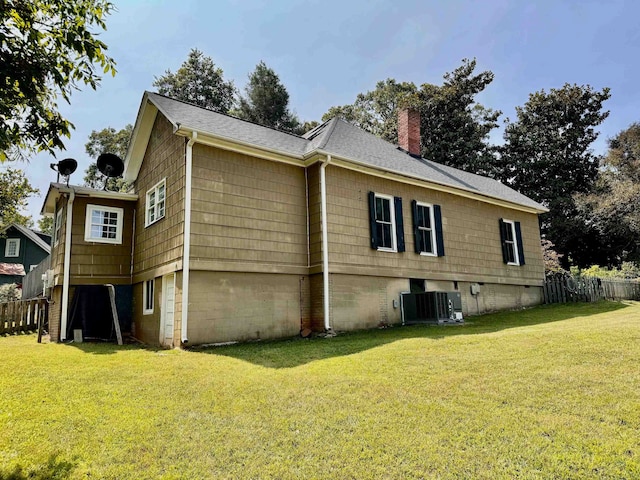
320,155,332,332
181,132,197,345
60,189,75,341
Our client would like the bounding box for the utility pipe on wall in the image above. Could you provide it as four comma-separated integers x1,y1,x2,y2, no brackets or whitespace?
320,155,332,331
60,189,75,341
181,132,197,345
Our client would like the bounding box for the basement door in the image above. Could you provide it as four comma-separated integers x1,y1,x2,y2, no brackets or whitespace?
160,274,176,347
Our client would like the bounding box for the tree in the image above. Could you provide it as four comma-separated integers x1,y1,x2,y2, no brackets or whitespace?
320,60,499,175
83,124,132,191
541,238,564,274
153,49,235,113
575,123,640,264
235,62,301,133
299,120,320,135
0,0,117,162
418,59,501,175
321,79,418,142
37,216,54,235
499,84,611,267
0,168,38,227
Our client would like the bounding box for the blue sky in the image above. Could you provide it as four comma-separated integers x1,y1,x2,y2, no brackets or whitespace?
12,0,640,223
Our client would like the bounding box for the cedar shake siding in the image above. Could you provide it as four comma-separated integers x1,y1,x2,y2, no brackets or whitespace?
189,145,308,272
132,113,186,277
68,197,134,285
323,166,544,285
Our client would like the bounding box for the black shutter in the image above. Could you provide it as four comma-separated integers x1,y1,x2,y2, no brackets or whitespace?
499,219,508,264
394,197,405,252
515,221,525,265
434,204,445,257
411,200,420,253
368,192,378,249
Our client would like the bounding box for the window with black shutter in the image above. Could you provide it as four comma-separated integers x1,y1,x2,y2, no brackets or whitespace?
368,192,404,252
412,201,445,257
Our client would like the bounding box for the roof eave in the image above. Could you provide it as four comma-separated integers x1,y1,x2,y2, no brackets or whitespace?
174,124,306,166
123,92,160,183
309,149,548,215
40,183,138,216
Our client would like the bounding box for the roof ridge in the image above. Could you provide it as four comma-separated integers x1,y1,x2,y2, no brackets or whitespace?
316,117,341,150
146,91,307,140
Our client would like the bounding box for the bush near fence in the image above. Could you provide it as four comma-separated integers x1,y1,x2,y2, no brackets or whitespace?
0,299,48,336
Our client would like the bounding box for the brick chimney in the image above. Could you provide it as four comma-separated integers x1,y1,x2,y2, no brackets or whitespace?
398,108,421,156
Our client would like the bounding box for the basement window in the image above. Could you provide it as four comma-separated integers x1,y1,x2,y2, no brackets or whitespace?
143,279,154,315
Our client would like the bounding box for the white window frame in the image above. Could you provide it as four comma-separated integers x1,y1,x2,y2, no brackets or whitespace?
374,193,397,253
143,279,155,315
502,219,520,266
5,238,20,257
84,204,124,244
54,208,63,245
415,202,437,257
145,178,166,227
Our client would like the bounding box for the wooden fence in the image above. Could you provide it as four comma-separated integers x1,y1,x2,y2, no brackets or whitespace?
544,276,640,304
0,298,48,338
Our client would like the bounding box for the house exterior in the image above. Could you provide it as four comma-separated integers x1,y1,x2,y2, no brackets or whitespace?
42,92,547,346
0,224,51,286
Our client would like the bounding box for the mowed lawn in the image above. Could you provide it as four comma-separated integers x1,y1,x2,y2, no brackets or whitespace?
1,302,639,479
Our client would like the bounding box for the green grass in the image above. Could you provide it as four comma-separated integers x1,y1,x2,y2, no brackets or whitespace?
1,301,639,479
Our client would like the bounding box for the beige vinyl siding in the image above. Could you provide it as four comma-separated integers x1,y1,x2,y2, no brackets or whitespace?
189,145,308,270
324,166,545,285
133,113,186,275
66,197,134,285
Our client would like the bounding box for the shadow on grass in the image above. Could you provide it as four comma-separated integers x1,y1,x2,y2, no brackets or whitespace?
0,454,75,480
197,301,631,369
59,301,631,364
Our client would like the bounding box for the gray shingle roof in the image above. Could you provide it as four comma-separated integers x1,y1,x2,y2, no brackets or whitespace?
149,92,309,156
146,92,546,212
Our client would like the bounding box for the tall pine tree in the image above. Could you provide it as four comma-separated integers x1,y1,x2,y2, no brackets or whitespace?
235,62,301,133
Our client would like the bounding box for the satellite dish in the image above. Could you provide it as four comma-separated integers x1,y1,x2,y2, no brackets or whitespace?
49,158,78,186
57,158,78,176
97,153,124,178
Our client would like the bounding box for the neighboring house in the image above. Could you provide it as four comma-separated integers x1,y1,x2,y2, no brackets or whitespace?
0,224,51,286
42,92,547,347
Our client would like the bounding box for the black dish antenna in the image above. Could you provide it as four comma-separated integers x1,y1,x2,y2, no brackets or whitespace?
96,153,125,190
49,158,78,186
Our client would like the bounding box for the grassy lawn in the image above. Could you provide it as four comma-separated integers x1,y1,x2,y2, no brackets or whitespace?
1,302,639,479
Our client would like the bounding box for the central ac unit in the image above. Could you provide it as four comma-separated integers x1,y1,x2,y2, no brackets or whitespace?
400,291,463,325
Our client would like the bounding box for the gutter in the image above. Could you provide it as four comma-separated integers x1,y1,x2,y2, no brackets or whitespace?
181,132,197,345
311,149,548,215
320,155,332,332
60,189,75,341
